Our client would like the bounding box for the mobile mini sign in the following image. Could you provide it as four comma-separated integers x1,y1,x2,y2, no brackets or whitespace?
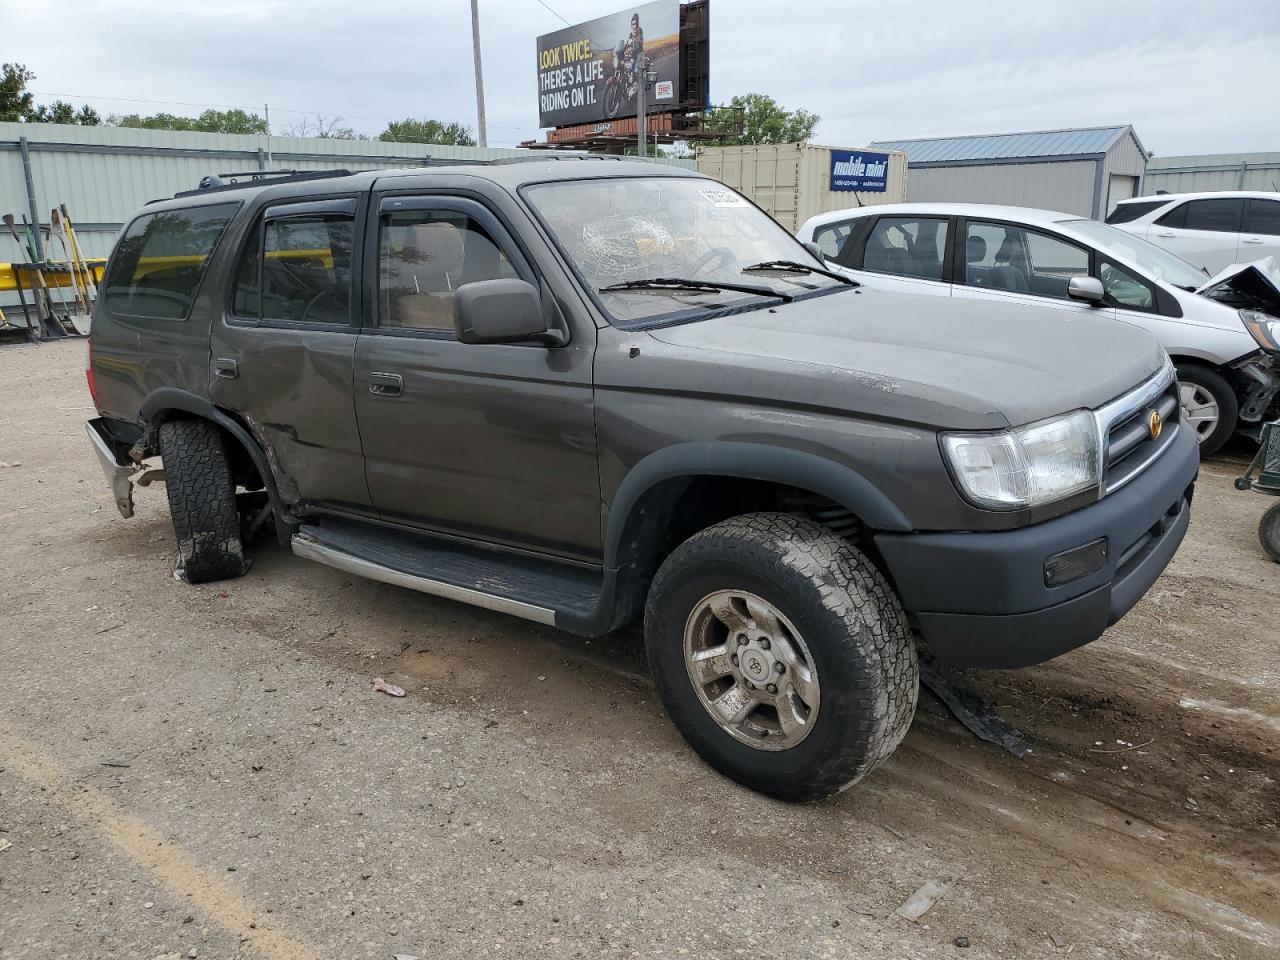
830,150,890,192
536,0,682,129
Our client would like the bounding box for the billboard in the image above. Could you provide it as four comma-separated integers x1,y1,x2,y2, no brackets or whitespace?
536,0,682,129
829,149,890,193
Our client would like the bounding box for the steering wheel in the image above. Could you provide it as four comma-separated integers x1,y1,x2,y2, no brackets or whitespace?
691,246,736,278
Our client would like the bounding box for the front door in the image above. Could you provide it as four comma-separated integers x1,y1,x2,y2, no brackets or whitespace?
209,195,373,513
951,218,1109,321
353,193,600,562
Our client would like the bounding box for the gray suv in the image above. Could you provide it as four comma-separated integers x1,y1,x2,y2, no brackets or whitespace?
87,160,1197,800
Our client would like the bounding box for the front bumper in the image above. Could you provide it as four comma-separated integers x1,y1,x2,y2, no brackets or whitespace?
875,425,1199,669
86,418,139,518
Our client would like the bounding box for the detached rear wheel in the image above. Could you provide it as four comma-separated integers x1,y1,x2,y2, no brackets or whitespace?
157,419,248,584
644,513,918,802
1176,364,1238,456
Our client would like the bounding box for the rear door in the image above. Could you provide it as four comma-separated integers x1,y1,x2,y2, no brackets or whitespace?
821,214,953,298
1146,197,1243,273
1240,197,1280,264
352,190,600,562
208,195,373,513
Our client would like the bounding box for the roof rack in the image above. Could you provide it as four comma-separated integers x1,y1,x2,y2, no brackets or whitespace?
172,168,354,199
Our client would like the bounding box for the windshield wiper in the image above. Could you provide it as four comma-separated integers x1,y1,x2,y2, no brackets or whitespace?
741,260,858,286
598,277,794,302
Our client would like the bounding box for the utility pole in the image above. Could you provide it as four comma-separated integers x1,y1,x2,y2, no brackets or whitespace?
636,66,657,158
637,74,646,158
470,0,488,147
263,103,272,166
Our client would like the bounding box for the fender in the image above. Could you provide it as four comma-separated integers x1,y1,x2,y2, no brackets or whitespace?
604,441,913,569
139,387,291,536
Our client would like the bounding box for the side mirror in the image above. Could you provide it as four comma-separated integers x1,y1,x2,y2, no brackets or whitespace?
803,240,827,263
454,279,554,345
1067,275,1106,305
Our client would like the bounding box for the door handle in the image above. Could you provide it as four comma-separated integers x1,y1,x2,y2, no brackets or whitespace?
1241,237,1264,244
368,372,403,397
213,358,238,379
1155,231,1176,238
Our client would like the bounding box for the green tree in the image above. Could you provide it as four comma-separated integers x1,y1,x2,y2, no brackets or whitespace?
112,108,266,135
379,118,476,146
28,100,101,125
0,63,37,122
706,93,819,146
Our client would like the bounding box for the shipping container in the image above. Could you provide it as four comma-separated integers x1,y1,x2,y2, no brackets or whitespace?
695,143,908,233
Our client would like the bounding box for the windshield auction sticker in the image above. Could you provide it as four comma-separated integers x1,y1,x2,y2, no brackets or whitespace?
702,189,749,207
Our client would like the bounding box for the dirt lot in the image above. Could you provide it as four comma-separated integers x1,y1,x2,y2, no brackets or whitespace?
1,339,1277,960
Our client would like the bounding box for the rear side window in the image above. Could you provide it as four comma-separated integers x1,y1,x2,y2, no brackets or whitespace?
1105,200,1168,225
1158,198,1242,232
232,212,355,325
1246,198,1280,235
862,217,948,279
103,203,238,319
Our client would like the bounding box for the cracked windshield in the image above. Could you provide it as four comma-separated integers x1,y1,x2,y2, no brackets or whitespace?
526,176,848,323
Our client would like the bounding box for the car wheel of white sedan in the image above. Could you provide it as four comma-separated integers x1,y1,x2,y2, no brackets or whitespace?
1175,364,1239,457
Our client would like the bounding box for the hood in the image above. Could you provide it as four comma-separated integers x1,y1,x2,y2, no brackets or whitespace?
647,287,1166,430
1196,256,1280,316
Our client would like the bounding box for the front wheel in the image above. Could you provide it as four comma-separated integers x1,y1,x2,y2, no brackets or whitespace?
1260,502,1280,563
644,513,918,802
1176,364,1238,456
603,79,622,119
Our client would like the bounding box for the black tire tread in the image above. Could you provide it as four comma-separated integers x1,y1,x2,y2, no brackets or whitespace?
158,419,248,584
645,512,918,801
1260,502,1280,564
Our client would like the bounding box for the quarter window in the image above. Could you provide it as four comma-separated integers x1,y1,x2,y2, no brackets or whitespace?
1158,198,1241,233
378,210,518,332
862,217,948,280
812,221,855,261
102,203,237,320
1246,198,1280,235
963,221,1088,299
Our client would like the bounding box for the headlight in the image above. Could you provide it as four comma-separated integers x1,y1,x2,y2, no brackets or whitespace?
941,410,1100,510
1240,310,1280,352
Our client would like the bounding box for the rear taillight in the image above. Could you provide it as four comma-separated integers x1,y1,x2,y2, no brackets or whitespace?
86,338,101,412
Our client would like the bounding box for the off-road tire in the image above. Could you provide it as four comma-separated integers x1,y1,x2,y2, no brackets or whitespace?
157,419,248,584
644,512,918,802
1260,502,1280,564
1176,364,1238,457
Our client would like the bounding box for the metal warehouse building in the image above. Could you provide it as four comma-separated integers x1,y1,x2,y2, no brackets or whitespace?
870,125,1148,218
1143,152,1280,195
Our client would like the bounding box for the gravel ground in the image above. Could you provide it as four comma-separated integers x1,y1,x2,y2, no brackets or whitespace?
1,339,1277,960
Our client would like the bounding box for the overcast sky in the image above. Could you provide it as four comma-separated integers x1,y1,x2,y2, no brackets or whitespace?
10,0,1279,155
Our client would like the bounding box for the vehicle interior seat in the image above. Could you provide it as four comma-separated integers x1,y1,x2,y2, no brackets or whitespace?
864,231,912,275
906,221,944,279
988,237,1030,292
392,222,465,330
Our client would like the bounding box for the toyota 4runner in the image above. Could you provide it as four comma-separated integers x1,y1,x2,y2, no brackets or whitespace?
87,160,1198,800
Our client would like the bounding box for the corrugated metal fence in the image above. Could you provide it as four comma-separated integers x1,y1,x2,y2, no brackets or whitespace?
0,121,695,307
1143,153,1280,195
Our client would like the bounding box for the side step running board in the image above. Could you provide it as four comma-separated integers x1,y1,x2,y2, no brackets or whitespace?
289,521,615,633
292,533,557,625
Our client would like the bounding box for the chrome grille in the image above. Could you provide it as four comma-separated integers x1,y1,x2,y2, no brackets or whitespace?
1095,362,1179,496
